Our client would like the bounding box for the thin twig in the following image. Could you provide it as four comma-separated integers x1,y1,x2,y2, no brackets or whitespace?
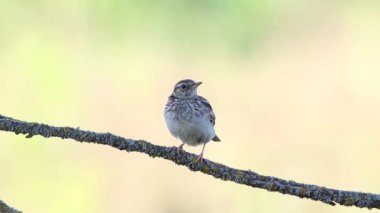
0,114,380,210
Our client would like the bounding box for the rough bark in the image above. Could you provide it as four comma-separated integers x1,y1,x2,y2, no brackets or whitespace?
0,114,379,210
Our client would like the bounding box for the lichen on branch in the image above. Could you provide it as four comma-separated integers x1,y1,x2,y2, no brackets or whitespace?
1,114,380,210
0,199,22,213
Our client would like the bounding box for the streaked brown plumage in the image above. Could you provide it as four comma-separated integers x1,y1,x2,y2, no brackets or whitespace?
164,79,220,163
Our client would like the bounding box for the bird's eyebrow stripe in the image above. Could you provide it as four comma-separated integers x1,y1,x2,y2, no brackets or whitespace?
175,83,185,88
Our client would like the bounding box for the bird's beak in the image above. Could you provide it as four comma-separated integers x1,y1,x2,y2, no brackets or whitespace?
193,82,202,88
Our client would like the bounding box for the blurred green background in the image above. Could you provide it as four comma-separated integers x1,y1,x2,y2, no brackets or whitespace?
1,0,380,212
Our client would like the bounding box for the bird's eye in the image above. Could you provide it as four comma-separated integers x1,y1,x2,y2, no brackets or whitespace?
181,85,186,89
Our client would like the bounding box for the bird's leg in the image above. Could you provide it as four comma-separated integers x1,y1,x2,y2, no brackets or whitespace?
192,142,206,164
177,143,184,155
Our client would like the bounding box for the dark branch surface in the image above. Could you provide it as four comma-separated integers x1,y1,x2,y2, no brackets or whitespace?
1,115,380,210
0,199,22,213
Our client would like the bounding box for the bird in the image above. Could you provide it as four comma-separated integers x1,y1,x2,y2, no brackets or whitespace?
164,79,221,163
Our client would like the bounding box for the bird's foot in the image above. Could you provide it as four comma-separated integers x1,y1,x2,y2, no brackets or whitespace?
177,143,184,156
188,153,204,166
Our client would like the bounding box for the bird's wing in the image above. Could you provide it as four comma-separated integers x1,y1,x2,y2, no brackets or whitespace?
198,96,216,126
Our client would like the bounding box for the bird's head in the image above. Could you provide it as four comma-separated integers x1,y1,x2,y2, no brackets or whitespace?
172,79,202,99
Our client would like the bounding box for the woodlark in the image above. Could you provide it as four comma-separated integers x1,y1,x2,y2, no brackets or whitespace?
164,79,221,163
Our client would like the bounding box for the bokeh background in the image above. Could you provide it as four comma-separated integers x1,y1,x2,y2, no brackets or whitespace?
1,0,380,212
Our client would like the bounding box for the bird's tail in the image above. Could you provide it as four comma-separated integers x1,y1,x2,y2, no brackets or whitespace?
212,135,221,142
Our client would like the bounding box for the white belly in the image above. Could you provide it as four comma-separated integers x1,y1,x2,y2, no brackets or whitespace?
164,112,215,146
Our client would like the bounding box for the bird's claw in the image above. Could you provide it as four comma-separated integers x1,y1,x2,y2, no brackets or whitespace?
188,154,204,166
177,144,184,156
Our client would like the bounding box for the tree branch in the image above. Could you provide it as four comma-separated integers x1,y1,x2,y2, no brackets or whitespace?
0,199,22,213
0,115,379,210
